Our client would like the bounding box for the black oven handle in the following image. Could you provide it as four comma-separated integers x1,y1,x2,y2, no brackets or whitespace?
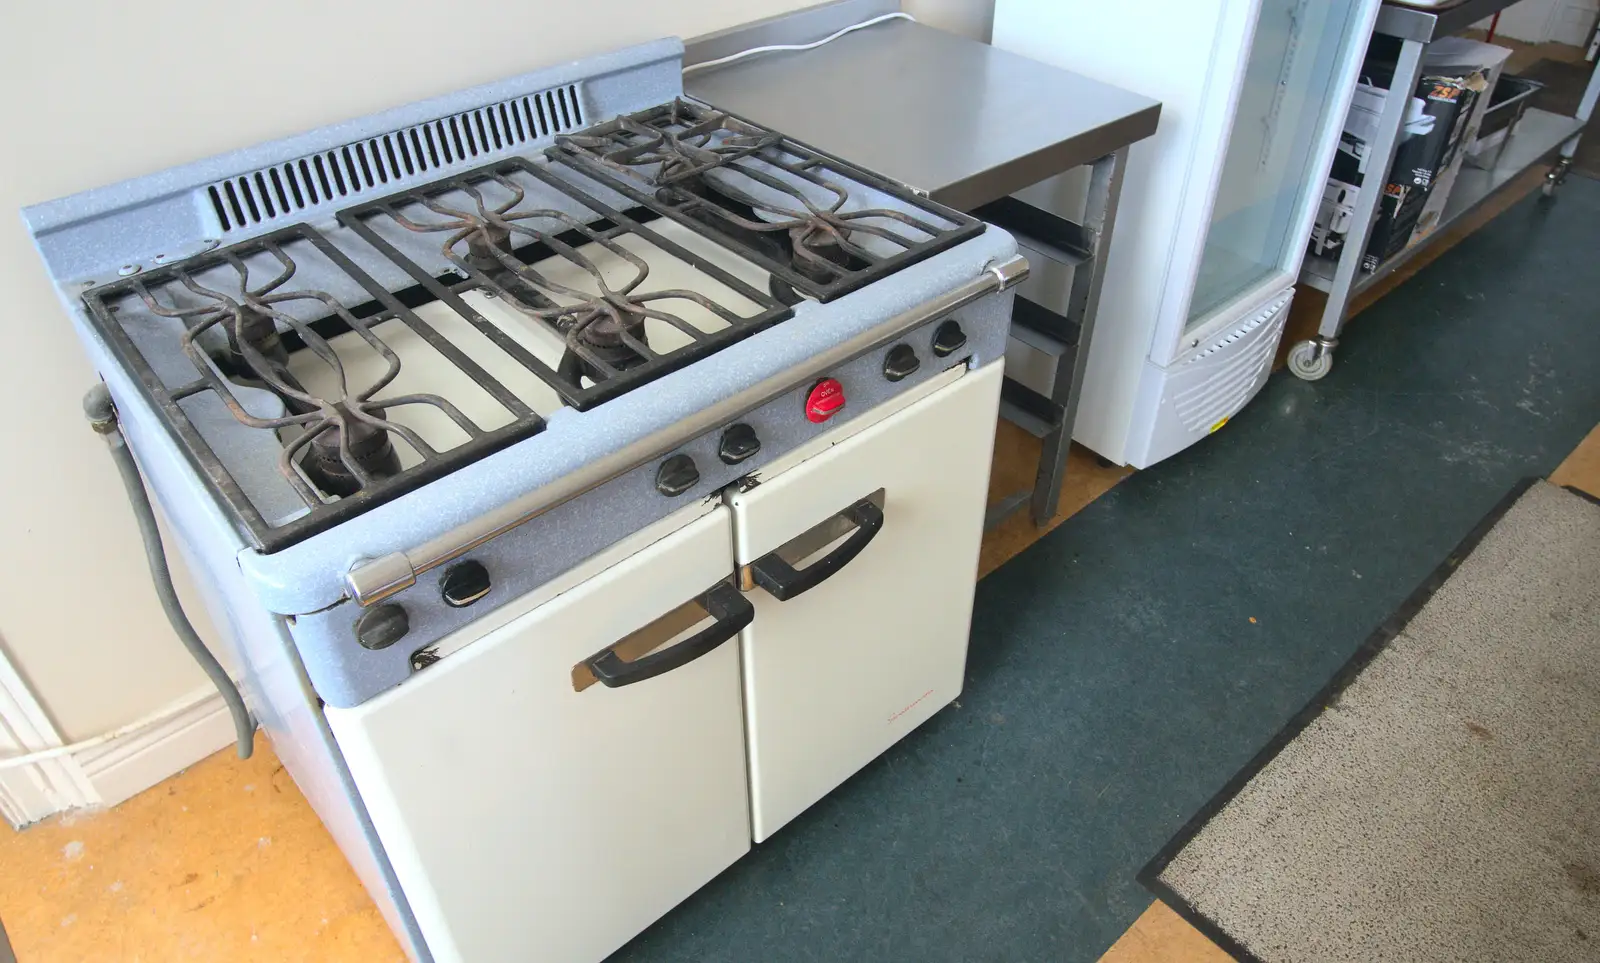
749,498,884,602
583,582,752,689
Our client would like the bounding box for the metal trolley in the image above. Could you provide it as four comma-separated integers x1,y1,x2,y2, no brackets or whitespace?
1289,0,1600,381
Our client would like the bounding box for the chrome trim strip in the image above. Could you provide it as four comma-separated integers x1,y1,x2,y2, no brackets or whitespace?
344,254,1028,606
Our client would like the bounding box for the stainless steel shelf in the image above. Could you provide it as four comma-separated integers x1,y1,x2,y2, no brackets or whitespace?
1376,0,1527,43
1301,109,1584,297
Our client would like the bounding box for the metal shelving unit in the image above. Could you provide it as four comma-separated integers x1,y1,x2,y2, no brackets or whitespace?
1287,0,1600,381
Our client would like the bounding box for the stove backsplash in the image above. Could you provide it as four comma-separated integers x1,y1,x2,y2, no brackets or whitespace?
20,38,685,293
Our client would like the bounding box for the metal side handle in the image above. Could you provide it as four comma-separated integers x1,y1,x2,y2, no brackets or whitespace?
573,581,752,691
747,497,884,602
346,254,1028,607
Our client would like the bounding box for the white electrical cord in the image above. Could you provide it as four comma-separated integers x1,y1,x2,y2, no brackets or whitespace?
0,688,216,772
682,12,916,76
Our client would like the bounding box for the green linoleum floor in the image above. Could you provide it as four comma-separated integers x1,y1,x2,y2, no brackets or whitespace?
608,177,1600,963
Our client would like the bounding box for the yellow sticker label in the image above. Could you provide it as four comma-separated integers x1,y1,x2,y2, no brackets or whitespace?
1209,417,1229,434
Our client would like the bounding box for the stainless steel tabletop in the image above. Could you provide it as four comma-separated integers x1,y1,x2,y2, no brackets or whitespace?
1376,0,1528,43
684,18,1160,212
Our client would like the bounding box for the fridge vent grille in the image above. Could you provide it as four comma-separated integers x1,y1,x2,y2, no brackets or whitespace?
1173,313,1282,432
1184,291,1291,363
203,84,585,233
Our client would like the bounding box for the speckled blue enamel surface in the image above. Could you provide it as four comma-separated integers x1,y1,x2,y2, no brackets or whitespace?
20,36,1019,708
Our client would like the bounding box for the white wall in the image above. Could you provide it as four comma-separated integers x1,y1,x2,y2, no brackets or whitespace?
1486,0,1600,44
0,1,990,747
909,0,995,40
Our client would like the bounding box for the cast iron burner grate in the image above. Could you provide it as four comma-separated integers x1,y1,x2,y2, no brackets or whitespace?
337,155,791,411
83,225,553,552
81,153,793,553
551,99,985,303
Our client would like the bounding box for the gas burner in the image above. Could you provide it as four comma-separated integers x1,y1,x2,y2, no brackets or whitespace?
83,226,549,552
299,407,404,498
557,303,651,384
557,99,781,185
552,100,986,302
337,155,792,409
124,240,480,505
220,303,290,375
378,182,682,385
71,103,973,554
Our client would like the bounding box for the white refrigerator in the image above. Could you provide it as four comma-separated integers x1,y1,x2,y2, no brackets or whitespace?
993,0,1380,467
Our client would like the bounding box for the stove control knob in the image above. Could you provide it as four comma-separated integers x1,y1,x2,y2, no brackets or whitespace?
931,319,968,358
883,344,921,382
354,604,409,651
440,560,492,608
656,453,699,497
805,378,846,423
718,423,761,465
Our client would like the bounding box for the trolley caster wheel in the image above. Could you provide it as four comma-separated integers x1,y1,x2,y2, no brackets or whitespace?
1542,160,1570,198
1287,340,1334,381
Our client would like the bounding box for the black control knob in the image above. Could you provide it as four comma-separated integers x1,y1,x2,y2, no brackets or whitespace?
718,423,761,465
354,604,409,651
656,453,699,496
440,559,492,608
931,319,968,358
883,343,921,382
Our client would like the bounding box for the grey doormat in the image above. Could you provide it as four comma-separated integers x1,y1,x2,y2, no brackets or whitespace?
1139,478,1600,963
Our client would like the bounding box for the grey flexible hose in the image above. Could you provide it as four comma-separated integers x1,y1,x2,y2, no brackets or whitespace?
83,385,256,759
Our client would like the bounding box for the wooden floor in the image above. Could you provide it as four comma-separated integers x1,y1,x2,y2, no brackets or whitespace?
0,731,403,963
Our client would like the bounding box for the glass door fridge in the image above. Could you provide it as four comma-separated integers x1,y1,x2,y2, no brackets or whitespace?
994,0,1379,467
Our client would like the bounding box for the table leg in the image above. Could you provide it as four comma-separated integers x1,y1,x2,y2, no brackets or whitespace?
1302,38,1427,374
1030,146,1128,525
1546,34,1600,196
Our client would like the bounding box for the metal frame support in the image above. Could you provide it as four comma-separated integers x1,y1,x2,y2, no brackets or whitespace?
1028,147,1128,525
1547,25,1600,190
984,146,1130,530
1314,38,1428,346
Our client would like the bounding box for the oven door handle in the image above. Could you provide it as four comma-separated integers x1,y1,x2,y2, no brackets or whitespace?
578,581,752,690
748,498,884,602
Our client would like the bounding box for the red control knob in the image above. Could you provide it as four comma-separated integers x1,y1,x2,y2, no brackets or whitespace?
805,378,846,423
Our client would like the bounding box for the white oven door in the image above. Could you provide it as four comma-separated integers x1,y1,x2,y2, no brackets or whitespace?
728,361,1003,841
326,507,749,963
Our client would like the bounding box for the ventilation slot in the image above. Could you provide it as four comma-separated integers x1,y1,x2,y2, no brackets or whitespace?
1183,292,1293,364
1175,337,1276,433
1172,300,1287,433
203,83,585,233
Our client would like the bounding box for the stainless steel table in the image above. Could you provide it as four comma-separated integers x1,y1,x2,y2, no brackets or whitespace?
685,1,1160,525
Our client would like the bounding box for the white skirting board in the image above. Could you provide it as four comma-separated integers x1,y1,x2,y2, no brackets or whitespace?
74,690,237,810
0,678,236,827
0,655,99,826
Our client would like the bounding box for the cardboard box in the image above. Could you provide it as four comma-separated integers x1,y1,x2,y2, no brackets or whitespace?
1359,73,1478,270
1362,181,1429,273
1409,40,1510,242
1311,81,1426,263
1311,59,1481,270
